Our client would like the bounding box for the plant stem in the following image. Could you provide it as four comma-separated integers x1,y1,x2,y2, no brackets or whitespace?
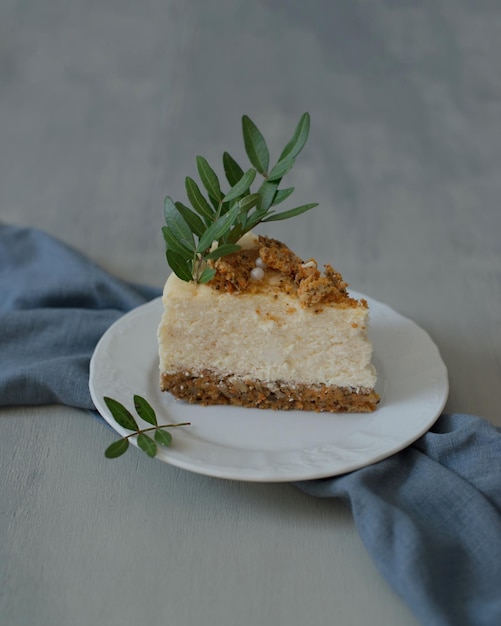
123,422,191,441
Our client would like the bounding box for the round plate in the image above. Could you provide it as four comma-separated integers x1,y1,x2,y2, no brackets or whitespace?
89,294,448,482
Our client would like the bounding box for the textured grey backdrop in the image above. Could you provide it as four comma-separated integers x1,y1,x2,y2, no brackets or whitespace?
1,2,500,625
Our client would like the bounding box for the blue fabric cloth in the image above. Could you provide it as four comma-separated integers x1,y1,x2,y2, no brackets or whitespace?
0,224,161,408
295,414,501,626
1,224,500,626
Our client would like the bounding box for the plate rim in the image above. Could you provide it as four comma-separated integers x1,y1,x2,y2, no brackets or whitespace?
89,293,449,482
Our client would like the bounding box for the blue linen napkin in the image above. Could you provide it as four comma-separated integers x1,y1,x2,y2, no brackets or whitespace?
295,415,501,626
1,224,500,626
0,223,160,408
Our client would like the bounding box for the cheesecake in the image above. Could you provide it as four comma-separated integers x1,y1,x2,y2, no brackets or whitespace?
157,234,379,412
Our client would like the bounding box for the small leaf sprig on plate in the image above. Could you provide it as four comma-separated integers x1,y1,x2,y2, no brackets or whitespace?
103,395,190,459
163,112,318,284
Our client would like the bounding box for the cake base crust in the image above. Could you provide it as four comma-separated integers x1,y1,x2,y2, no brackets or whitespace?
160,370,379,413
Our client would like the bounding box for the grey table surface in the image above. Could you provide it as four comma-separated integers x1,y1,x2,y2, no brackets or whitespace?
1,2,500,625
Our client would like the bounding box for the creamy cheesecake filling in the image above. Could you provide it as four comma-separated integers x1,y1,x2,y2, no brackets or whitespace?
158,274,376,390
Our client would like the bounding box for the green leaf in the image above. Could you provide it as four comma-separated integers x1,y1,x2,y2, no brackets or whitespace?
242,115,269,175
223,168,256,203
166,249,194,281
226,223,244,244
175,202,205,238
133,395,157,426
238,193,261,212
196,203,240,253
105,438,129,459
104,397,138,431
164,196,195,250
279,112,311,160
162,226,193,258
262,203,319,222
204,243,241,261
218,199,234,217
223,152,245,187
137,433,157,458
243,207,270,231
185,177,214,222
155,429,172,447
197,267,217,284
267,156,295,182
257,180,279,212
196,156,222,204
272,187,295,206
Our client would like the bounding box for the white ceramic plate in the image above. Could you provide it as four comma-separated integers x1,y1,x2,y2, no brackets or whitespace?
89,293,448,482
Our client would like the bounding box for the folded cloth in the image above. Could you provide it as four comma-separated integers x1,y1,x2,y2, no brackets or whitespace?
0,223,161,408
1,224,500,626
295,414,501,626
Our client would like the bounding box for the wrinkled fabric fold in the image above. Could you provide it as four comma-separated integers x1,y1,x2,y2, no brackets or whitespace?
0,224,161,408
295,414,501,626
1,224,500,626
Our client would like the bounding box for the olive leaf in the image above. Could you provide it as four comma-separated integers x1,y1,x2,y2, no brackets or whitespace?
155,429,172,447
267,156,295,182
223,168,256,203
223,152,245,187
133,394,157,426
162,226,193,258
197,267,217,284
104,397,138,431
166,249,193,282
257,180,279,212
242,115,269,175
272,187,295,206
238,193,261,212
263,203,319,222
279,112,311,160
196,203,241,253
196,156,223,205
105,438,129,459
164,196,195,250
185,177,215,222
137,433,157,458
204,243,241,261
243,206,271,232
175,202,206,238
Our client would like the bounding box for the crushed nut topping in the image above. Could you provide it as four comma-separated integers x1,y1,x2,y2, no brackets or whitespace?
208,236,362,308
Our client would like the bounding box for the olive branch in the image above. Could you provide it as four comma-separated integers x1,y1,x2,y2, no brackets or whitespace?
103,395,190,459
163,112,318,283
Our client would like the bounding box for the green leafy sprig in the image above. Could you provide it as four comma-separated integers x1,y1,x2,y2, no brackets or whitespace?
163,112,318,283
103,395,190,459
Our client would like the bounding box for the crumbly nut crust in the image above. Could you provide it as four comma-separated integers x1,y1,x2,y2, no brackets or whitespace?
160,370,380,413
209,236,362,309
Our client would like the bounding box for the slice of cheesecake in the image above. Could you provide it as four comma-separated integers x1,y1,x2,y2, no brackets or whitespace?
157,234,379,413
